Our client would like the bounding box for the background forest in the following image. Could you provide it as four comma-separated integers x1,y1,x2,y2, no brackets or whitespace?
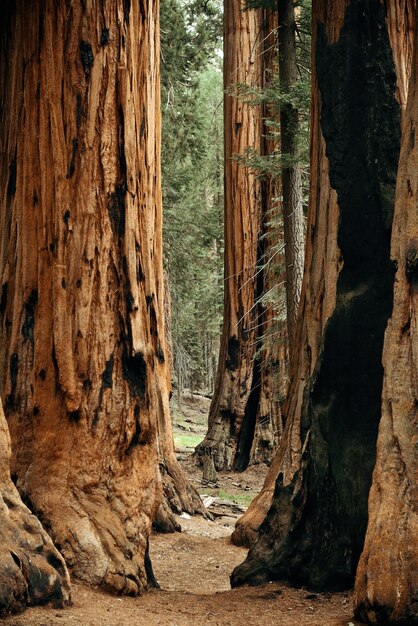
161,0,311,401
160,0,224,396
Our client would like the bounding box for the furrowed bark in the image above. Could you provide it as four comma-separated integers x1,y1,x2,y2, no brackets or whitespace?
197,3,287,473
196,1,264,471
0,0,203,593
231,0,409,590
355,5,418,623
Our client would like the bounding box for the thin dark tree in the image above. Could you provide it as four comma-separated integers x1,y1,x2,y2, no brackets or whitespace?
277,0,305,358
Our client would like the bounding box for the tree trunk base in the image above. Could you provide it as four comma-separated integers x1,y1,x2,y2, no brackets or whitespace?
7,426,161,596
0,404,71,617
0,485,71,617
230,469,277,548
153,501,182,534
155,455,209,534
27,484,155,596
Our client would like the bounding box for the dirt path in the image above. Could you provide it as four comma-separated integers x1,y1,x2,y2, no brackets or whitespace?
3,515,361,626
2,498,362,626
3,396,362,625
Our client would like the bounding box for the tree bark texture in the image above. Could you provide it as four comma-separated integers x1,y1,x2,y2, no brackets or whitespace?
277,0,305,359
231,0,410,591
198,2,282,471
0,0,200,594
250,8,287,467
231,0,343,549
354,6,418,623
0,397,71,616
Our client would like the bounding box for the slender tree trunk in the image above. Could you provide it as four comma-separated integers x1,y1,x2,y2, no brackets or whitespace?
278,0,305,359
355,6,418,623
0,0,202,593
231,0,410,591
0,396,71,616
250,8,286,466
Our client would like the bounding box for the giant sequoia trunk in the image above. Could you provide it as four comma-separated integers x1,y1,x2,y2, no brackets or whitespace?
0,0,202,593
0,397,71,615
197,2,283,472
354,8,418,623
231,0,412,591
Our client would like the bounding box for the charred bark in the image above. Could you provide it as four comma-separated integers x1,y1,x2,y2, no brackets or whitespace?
354,6,418,623
231,0,406,590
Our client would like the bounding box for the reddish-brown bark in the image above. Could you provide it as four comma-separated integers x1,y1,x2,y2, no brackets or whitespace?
198,2,285,473
0,0,203,595
0,396,71,616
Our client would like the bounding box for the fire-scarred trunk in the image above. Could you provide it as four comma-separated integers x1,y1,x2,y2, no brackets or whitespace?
231,0,413,593
355,6,418,623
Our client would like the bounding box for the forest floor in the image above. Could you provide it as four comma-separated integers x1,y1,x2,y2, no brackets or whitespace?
3,393,362,626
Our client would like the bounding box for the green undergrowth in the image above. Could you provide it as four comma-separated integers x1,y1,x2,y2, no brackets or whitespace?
199,489,254,508
173,433,204,449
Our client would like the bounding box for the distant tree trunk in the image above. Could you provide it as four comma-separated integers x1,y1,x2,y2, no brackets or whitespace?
196,1,265,471
0,397,71,616
231,0,409,590
197,3,286,472
278,0,305,359
355,7,418,623
250,8,287,467
0,0,202,593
